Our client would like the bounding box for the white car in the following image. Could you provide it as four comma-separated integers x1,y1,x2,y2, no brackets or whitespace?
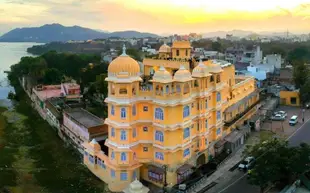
238,157,255,171
289,115,298,126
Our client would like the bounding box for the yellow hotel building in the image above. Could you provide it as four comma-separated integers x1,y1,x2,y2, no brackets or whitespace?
83,41,259,192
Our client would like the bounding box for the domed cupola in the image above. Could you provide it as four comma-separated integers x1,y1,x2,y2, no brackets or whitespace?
106,45,142,82
206,60,223,73
159,43,171,53
174,65,193,82
152,66,173,83
123,179,150,193
192,57,212,77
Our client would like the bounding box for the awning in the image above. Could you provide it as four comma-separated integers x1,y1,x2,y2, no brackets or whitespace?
148,165,165,174
224,131,244,143
215,139,226,148
224,91,258,113
177,164,194,174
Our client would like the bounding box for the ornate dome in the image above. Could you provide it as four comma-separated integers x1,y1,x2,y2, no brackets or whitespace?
159,43,171,53
204,60,223,73
107,45,141,79
152,66,173,83
192,58,211,77
174,65,193,82
129,179,143,191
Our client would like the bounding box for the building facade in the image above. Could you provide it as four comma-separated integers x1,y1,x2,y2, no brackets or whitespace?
83,42,259,192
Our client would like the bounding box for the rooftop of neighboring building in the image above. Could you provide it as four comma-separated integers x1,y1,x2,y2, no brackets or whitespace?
171,41,191,49
33,85,62,101
62,82,80,90
64,108,104,128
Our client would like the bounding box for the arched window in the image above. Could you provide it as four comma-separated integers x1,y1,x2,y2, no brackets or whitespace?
121,107,126,119
216,92,221,102
216,75,221,83
111,105,115,115
121,130,127,141
176,49,180,56
183,83,190,94
183,148,190,157
205,119,208,129
155,131,164,142
111,84,115,95
155,152,164,160
111,127,115,137
121,152,127,161
185,49,188,56
194,80,199,88
133,152,137,160
165,85,169,94
217,111,221,120
210,75,214,82
155,108,164,120
205,99,208,109
111,151,115,160
176,85,181,93
183,105,190,118
132,105,136,116
183,127,190,139
132,128,136,138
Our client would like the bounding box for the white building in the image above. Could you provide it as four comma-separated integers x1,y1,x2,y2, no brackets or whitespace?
265,54,282,69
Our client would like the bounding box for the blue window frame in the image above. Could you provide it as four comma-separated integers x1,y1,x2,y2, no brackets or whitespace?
121,152,127,161
133,170,137,180
121,107,126,119
111,105,115,115
111,151,115,160
121,172,128,181
217,92,221,102
111,169,116,178
155,108,164,120
132,128,136,138
84,151,88,156
132,105,136,116
121,130,127,141
166,85,169,94
111,127,115,137
176,85,181,93
155,152,164,160
155,131,164,142
183,127,190,139
217,111,221,120
183,148,190,157
183,105,190,118
217,128,221,135
205,119,208,129
100,160,106,169
88,155,94,163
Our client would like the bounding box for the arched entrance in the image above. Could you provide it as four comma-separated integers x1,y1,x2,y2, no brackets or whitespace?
196,153,206,167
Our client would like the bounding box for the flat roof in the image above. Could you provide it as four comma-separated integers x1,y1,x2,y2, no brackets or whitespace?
65,108,104,128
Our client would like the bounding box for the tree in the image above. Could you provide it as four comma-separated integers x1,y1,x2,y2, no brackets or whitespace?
300,79,310,105
245,139,310,192
293,61,309,89
287,47,310,63
117,48,143,61
43,68,63,84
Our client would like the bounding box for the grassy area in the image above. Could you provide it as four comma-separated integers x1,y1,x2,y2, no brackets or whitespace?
0,90,107,193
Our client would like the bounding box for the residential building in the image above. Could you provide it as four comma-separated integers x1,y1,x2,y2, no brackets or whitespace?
280,90,300,106
61,82,81,101
62,108,108,153
83,42,259,192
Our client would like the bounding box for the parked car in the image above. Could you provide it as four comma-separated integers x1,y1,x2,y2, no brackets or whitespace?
238,157,255,171
271,111,287,121
306,102,310,109
289,115,298,126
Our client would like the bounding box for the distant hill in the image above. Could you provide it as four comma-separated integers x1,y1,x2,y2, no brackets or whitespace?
0,23,159,43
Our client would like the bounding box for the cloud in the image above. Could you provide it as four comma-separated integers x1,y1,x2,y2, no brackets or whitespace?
0,0,310,35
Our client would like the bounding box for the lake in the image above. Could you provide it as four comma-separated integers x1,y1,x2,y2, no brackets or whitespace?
0,42,42,101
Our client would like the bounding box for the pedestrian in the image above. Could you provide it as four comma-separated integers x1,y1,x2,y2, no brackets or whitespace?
303,118,305,123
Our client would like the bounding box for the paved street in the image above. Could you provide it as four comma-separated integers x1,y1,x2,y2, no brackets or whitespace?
212,118,310,193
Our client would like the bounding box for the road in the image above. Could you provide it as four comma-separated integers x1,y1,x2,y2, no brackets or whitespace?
215,119,310,193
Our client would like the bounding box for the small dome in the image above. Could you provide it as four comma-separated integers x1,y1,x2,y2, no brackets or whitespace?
159,43,171,53
192,58,211,77
129,179,143,191
108,45,140,78
174,65,193,82
152,66,173,83
204,60,223,73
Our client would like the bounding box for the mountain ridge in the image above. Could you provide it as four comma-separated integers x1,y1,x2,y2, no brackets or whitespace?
0,23,159,43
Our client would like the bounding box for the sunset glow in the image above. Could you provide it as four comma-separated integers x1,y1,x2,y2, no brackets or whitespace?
1,0,310,35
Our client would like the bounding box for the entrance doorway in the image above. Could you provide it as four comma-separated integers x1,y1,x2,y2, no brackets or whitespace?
196,153,206,167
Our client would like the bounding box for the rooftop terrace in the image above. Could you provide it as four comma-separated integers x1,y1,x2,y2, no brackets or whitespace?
64,108,104,128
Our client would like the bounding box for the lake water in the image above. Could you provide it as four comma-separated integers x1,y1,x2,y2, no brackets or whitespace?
0,42,42,100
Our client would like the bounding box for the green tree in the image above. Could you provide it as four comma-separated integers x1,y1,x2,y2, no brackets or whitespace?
293,61,309,89
117,48,143,61
300,79,310,105
211,42,222,52
43,68,63,84
287,47,310,63
246,139,310,193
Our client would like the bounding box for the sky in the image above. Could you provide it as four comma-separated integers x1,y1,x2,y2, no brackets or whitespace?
1,0,310,35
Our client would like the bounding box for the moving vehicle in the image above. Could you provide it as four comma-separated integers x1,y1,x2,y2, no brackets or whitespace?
289,115,298,126
238,157,255,171
306,102,310,109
